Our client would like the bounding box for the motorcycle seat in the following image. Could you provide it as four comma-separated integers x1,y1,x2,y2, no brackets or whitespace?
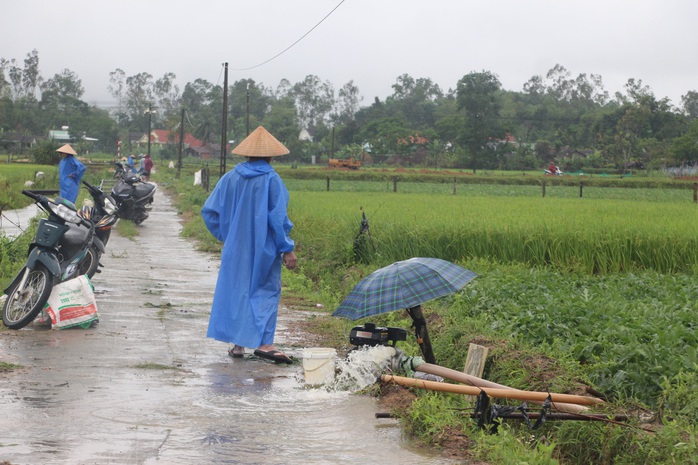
134,183,156,197
63,223,91,245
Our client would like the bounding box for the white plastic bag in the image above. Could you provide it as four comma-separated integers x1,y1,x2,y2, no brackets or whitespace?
44,275,99,329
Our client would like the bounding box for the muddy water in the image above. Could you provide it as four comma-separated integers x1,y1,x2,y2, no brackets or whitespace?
0,187,453,464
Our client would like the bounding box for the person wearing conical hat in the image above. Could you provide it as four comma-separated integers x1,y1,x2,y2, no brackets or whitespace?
202,126,297,364
57,143,86,204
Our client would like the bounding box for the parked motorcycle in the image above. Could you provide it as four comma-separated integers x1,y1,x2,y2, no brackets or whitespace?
115,161,148,182
114,161,127,179
111,172,157,225
75,181,119,278
2,191,95,329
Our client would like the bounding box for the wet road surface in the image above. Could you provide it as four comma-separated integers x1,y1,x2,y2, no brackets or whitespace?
0,190,453,464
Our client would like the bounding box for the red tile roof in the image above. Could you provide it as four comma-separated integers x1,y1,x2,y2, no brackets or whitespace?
150,130,204,147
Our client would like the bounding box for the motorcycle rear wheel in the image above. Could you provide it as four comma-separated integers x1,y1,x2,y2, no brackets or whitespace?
2,265,53,329
77,245,101,279
133,213,147,225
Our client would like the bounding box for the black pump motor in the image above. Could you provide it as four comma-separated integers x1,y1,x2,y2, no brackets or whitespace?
349,322,407,347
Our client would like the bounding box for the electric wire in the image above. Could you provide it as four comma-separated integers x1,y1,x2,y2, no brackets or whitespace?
230,0,346,71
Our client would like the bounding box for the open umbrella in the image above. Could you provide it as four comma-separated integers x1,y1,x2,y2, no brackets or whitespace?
333,257,477,363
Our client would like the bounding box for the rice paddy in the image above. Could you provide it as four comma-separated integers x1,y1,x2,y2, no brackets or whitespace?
289,190,698,274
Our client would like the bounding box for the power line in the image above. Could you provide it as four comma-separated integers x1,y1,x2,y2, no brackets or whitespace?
230,0,346,71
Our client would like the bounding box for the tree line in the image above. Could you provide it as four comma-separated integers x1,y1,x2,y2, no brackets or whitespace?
2,49,698,171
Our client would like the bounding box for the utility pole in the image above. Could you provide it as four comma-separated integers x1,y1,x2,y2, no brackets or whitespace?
246,82,250,136
220,62,228,177
177,108,184,179
331,126,335,157
146,105,153,160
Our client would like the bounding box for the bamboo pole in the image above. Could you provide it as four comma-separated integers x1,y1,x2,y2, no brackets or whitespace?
377,412,629,422
415,362,588,414
381,374,604,406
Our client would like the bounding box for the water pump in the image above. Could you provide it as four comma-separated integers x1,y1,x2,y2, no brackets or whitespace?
349,322,407,347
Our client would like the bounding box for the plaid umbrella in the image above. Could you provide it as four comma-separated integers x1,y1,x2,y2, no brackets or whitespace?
332,257,477,320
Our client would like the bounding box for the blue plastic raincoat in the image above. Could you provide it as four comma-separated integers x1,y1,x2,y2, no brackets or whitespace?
202,160,294,348
126,155,137,173
58,155,86,203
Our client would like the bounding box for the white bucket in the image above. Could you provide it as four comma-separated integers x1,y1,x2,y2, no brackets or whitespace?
302,347,337,385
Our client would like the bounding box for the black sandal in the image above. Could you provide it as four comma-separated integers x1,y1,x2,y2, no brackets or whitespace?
228,346,245,358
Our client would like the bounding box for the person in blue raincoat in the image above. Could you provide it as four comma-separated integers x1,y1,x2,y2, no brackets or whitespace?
126,154,137,173
201,126,297,364
57,143,86,204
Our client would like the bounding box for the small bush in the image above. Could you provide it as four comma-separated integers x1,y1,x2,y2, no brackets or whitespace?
31,140,61,165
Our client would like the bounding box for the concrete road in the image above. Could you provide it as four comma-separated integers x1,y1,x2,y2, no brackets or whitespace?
0,190,451,465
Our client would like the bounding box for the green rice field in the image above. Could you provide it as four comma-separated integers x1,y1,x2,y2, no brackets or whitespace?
289,190,698,274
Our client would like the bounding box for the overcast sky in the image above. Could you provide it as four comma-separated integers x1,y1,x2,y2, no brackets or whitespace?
2,0,697,110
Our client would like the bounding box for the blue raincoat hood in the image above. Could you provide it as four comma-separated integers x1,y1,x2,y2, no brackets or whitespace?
235,159,274,178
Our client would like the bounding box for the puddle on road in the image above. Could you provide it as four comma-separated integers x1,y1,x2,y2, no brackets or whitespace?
1,343,452,464
159,346,452,465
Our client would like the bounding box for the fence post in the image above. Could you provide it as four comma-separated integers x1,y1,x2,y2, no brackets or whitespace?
202,165,210,191
579,182,583,198
541,180,546,197
326,175,330,192
453,177,457,195
393,176,397,193
693,183,697,203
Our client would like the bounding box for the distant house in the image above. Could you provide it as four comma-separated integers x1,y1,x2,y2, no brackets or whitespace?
486,133,517,148
185,143,222,160
133,130,205,148
49,127,98,145
177,132,205,148
0,132,37,153
49,129,72,142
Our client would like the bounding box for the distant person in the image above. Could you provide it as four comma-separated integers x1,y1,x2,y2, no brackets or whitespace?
201,126,297,364
126,154,136,173
548,162,556,175
57,144,86,204
142,153,154,181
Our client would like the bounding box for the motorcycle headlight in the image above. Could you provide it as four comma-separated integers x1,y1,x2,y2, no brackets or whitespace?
103,197,118,215
50,201,82,224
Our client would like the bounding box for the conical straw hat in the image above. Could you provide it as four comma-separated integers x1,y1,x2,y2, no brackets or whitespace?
56,143,77,156
232,126,289,157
